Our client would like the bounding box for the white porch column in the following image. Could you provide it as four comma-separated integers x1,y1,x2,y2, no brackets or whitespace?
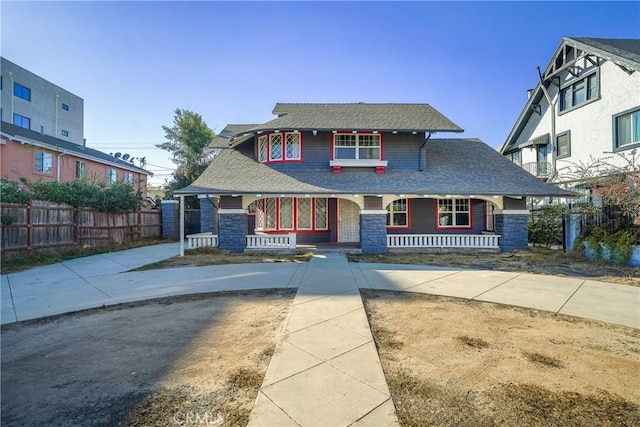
179,195,185,257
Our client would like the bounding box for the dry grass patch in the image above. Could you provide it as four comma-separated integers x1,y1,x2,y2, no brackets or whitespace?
362,289,640,426
133,247,313,271
350,247,640,286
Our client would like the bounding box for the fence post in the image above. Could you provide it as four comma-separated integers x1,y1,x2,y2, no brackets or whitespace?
27,199,33,251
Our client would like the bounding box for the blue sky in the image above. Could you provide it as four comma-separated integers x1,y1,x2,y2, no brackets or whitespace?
2,1,639,185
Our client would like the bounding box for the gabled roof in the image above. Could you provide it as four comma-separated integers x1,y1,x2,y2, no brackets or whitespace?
176,138,573,198
208,124,259,149
0,121,151,175
500,37,640,153
244,103,464,134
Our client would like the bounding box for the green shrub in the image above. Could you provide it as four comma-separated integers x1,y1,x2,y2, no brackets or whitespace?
529,205,564,248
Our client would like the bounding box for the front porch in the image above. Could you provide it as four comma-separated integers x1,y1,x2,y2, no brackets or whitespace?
174,193,529,256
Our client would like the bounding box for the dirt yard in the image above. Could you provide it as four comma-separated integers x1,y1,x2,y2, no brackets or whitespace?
362,289,640,426
1,289,294,427
350,248,640,287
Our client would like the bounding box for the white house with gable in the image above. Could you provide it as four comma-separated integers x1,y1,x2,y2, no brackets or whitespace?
500,37,640,201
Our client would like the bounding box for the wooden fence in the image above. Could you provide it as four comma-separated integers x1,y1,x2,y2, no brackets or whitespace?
1,200,162,255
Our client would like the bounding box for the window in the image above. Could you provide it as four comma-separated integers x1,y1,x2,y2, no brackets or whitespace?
13,113,30,129
13,82,31,101
75,161,86,179
269,133,282,161
387,199,410,228
556,131,571,159
107,168,117,184
559,72,599,112
61,103,69,111
258,135,268,162
35,151,53,173
254,197,328,231
61,129,69,137
124,172,134,185
506,150,521,166
613,108,640,150
333,133,381,160
258,132,303,163
437,198,471,228
485,202,495,232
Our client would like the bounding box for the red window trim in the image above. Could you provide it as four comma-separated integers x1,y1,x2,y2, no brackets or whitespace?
254,197,329,233
330,131,384,161
387,198,411,230
258,131,304,164
435,198,474,230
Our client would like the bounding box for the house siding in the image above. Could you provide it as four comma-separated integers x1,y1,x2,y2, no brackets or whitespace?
388,198,487,235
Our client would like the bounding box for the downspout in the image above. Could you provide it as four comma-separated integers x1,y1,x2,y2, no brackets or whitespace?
537,67,558,182
419,131,432,171
56,152,66,182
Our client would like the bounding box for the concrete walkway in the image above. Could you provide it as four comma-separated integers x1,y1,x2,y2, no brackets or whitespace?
2,245,639,426
248,254,397,426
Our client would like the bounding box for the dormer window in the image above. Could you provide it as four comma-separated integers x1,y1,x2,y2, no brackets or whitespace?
330,132,387,173
257,131,302,163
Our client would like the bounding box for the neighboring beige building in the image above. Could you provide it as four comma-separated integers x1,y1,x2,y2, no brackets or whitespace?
500,37,640,197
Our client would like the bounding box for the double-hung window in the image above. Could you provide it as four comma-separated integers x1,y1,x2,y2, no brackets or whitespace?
506,150,521,166
333,133,381,160
559,72,599,112
75,161,86,179
387,199,409,228
613,108,640,150
556,131,571,159
437,198,471,228
107,168,118,184
35,151,53,174
124,172,134,185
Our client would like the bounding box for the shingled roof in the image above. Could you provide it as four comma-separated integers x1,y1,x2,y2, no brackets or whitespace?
1,121,151,175
176,138,573,197
241,103,464,134
208,124,259,149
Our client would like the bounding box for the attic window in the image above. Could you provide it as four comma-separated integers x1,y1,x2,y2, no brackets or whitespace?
257,132,302,164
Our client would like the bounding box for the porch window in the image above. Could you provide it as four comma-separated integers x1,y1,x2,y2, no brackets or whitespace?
333,133,381,160
254,197,328,231
387,199,410,228
258,132,302,163
437,198,471,228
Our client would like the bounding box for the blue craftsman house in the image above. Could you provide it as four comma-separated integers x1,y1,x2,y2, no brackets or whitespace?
175,103,573,254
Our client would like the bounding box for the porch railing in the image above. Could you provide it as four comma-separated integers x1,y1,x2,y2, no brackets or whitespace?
387,234,500,249
246,233,297,249
186,232,219,249
523,162,553,179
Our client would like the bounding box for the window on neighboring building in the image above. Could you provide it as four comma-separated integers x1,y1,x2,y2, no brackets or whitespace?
35,151,53,174
506,150,521,166
613,108,640,150
13,82,31,101
333,133,382,160
254,197,328,231
437,198,471,228
556,131,571,159
13,113,30,129
559,72,599,112
61,129,69,137
257,132,302,163
75,161,86,179
107,168,117,184
387,199,410,228
124,172,134,184
61,103,69,111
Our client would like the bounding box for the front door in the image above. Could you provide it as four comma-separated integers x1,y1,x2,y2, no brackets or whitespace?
337,199,360,242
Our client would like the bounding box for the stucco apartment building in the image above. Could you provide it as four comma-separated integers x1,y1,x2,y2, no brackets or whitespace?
0,57,150,193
